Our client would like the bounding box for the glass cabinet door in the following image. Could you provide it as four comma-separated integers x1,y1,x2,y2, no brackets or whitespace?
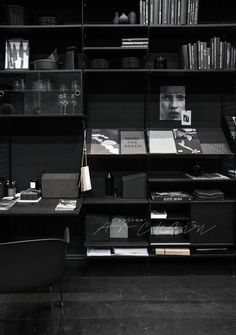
0,71,82,116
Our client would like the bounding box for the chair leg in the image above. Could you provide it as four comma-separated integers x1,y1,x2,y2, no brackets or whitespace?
49,286,56,335
58,283,64,335
59,283,64,313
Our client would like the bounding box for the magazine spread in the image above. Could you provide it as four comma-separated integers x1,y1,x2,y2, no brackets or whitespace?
55,199,77,211
0,198,18,210
90,129,120,154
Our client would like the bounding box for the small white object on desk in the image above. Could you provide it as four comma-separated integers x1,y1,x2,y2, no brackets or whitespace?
55,199,77,211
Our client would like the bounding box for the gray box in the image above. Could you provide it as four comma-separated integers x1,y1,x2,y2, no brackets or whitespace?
41,173,79,198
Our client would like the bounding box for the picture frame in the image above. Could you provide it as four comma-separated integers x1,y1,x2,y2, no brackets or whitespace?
5,39,29,70
159,85,185,121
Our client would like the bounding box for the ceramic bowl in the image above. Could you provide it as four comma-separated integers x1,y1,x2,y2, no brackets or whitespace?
34,59,58,70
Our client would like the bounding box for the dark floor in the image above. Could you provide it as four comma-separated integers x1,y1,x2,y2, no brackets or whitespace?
0,259,236,335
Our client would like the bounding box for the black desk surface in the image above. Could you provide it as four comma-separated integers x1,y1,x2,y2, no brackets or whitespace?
0,198,83,216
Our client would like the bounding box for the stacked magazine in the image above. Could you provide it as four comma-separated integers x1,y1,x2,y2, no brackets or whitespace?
0,197,18,210
55,199,77,211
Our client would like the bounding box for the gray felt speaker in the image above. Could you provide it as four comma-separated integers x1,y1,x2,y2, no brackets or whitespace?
41,173,79,198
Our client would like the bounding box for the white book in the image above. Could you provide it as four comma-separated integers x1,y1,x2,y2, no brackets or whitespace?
87,248,111,256
151,210,167,219
149,130,177,153
113,248,148,256
165,248,190,255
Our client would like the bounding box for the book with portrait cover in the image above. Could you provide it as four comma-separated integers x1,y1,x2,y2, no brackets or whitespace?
173,128,202,154
120,130,146,154
89,129,120,155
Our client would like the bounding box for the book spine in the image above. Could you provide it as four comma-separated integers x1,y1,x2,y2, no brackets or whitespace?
150,0,154,25
194,0,199,24
193,42,198,70
142,0,146,25
146,0,149,24
207,47,211,69
170,0,175,24
140,0,143,24
180,0,187,24
174,0,178,24
187,0,191,24
154,0,159,25
188,42,193,69
203,41,207,70
162,0,168,24
181,44,189,69
219,41,223,70
158,0,162,24
197,40,201,69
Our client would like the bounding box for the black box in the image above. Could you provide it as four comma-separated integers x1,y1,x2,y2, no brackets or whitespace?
122,172,146,199
86,213,110,242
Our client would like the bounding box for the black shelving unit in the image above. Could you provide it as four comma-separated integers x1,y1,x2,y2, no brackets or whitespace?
0,0,236,271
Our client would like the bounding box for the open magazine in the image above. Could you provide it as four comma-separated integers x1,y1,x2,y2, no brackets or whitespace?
55,199,77,211
0,197,18,210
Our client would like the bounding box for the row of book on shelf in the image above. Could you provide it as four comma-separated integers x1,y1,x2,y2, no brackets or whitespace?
149,0,199,25
87,247,190,256
88,128,231,155
180,37,236,70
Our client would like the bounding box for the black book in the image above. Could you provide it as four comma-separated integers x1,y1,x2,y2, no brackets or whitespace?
151,191,192,201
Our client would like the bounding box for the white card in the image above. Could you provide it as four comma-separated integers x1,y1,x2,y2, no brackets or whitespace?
181,110,191,125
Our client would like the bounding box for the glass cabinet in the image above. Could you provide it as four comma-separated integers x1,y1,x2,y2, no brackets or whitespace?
0,70,82,116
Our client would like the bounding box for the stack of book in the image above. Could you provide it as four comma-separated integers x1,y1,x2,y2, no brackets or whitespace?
192,189,224,200
121,38,148,49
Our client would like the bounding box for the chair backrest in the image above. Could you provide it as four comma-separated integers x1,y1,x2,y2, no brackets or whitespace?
0,237,67,293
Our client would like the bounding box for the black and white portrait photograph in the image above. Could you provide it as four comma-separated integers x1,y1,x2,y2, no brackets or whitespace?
160,85,185,121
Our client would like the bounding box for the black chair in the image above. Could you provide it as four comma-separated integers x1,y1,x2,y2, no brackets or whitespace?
0,227,70,335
